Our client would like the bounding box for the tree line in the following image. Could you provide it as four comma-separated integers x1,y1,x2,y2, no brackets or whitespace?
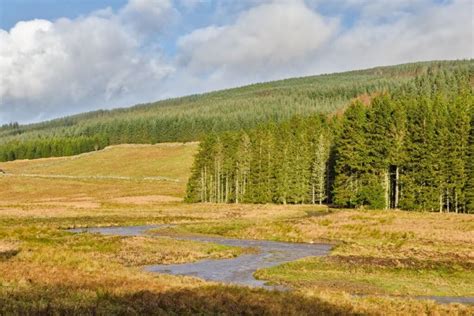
0,135,109,161
186,68,474,212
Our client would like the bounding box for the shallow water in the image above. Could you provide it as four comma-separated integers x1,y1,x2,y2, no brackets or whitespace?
69,225,474,305
69,225,331,288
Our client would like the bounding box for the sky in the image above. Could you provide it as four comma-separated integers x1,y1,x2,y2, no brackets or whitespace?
0,0,472,124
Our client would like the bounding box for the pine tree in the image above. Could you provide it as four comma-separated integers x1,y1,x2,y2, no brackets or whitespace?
183,63,473,211
333,101,369,207
365,95,400,209
273,122,292,204
466,101,474,213
185,134,216,202
234,131,251,203
400,96,438,211
307,116,331,205
287,116,311,204
246,125,275,203
443,93,470,212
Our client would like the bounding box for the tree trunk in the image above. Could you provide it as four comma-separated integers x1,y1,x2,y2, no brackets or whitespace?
217,162,221,203
235,171,239,204
204,166,207,202
446,189,450,213
455,190,458,213
319,171,324,205
326,163,330,204
243,174,247,200
394,166,399,209
225,175,229,203
439,193,443,213
384,169,389,210
201,168,205,202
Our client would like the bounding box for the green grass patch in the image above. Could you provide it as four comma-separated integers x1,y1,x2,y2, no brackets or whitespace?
255,256,474,296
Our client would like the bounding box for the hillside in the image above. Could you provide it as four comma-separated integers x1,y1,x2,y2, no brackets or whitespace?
0,143,197,181
0,143,198,208
1,60,471,161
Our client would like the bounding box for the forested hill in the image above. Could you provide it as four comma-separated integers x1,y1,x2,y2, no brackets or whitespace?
186,62,474,213
1,60,472,161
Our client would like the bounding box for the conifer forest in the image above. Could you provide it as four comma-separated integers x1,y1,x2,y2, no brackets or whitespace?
186,62,474,213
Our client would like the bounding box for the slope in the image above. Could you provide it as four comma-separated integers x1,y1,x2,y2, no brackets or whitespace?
0,143,198,210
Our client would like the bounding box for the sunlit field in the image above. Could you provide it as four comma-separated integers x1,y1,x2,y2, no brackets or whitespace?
0,144,472,315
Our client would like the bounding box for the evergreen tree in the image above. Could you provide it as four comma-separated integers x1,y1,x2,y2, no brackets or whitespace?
307,116,331,205
287,116,311,204
399,96,439,211
333,101,370,207
466,102,474,213
246,125,275,203
234,131,251,203
273,122,292,204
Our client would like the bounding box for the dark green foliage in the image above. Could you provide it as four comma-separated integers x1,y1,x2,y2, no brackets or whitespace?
246,126,276,203
333,101,370,207
466,102,474,211
187,63,474,212
186,115,335,205
0,135,108,161
2,60,471,162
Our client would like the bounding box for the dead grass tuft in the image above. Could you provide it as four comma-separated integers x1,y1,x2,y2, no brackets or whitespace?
0,241,20,261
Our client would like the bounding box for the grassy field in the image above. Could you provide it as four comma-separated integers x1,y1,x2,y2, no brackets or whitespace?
0,144,473,315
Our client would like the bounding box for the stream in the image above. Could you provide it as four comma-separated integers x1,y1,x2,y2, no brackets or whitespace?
68,225,474,305
69,225,330,288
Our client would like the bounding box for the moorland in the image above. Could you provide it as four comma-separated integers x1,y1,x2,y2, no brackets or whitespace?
0,143,473,315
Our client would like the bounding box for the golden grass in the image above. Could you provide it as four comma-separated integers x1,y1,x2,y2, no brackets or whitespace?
296,209,474,262
114,236,251,266
0,142,198,181
0,144,473,314
0,240,20,261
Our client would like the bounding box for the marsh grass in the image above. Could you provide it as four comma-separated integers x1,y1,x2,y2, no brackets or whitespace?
255,256,474,296
114,236,250,266
174,209,474,299
0,145,473,314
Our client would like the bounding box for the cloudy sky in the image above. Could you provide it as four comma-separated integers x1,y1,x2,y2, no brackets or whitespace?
0,0,472,124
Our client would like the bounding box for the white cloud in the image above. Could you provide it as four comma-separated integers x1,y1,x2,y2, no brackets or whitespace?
120,0,177,34
0,2,174,123
308,0,473,73
177,0,338,87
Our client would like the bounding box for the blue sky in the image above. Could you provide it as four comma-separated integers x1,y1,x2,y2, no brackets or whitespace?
0,0,472,123
1,1,125,30
0,0,362,52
